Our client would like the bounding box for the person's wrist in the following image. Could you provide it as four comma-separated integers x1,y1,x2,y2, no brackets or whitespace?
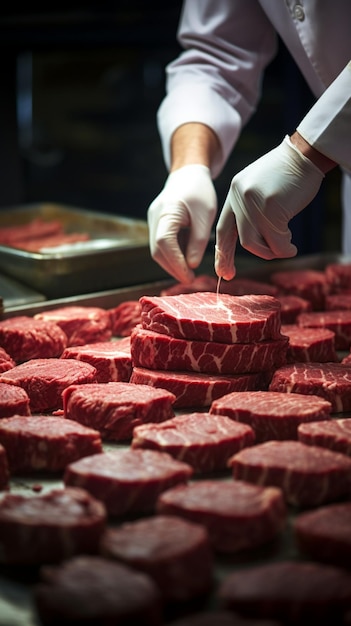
290,131,337,174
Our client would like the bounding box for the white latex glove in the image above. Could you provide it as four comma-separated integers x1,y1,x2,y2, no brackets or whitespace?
148,164,217,283
215,135,324,280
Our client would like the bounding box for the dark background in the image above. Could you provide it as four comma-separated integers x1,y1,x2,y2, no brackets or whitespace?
0,2,342,257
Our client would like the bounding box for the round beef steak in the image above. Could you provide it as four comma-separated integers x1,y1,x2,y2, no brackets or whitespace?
61,340,132,383
108,300,142,336
269,362,351,413
156,479,286,553
210,391,332,442
34,305,112,346
280,324,338,363
0,414,103,473
294,502,351,568
298,417,351,456
297,310,351,350
34,556,162,625
64,448,193,516
0,487,107,564
62,381,176,441
0,346,15,373
0,382,30,418
0,315,67,362
132,412,255,473
218,560,351,625
270,269,329,310
276,294,311,324
0,358,97,412
100,515,213,602
228,440,351,507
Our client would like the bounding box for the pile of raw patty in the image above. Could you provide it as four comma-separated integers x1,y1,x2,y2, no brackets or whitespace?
0,262,351,624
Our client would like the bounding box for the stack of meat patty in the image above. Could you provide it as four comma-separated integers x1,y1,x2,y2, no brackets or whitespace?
130,291,289,408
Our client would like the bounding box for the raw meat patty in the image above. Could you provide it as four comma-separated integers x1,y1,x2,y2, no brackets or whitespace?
228,440,351,507
0,358,97,412
108,300,142,336
64,448,193,516
156,479,286,553
0,315,67,362
270,269,329,310
281,324,338,362
0,487,106,564
297,309,351,350
130,326,288,375
276,295,311,324
325,292,351,310
132,412,255,473
0,414,103,473
61,339,132,383
0,443,9,490
325,262,351,291
62,381,176,441
210,391,332,443
218,560,351,625
34,305,112,346
0,217,63,245
140,293,283,344
0,382,30,418
130,367,267,409
294,502,351,568
269,362,351,412
0,346,15,372
298,417,351,456
100,515,213,602
34,556,162,626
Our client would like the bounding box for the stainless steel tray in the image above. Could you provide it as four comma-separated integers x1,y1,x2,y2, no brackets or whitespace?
0,203,169,298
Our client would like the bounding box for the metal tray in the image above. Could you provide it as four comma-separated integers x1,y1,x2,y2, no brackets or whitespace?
0,203,169,299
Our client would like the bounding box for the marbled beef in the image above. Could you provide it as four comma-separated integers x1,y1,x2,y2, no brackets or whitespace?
140,293,282,344
0,316,67,362
281,324,338,362
61,339,132,383
298,417,351,456
297,310,351,350
130,326,288,375
35,305,112,346
0,382,30,418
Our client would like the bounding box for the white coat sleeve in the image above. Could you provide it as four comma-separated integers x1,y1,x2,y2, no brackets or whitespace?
297,61,351,173
157,0,278,178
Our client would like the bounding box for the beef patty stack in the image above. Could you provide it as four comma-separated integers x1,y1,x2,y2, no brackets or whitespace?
130,292,288,408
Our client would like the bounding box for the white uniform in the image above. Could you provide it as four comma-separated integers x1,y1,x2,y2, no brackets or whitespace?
158,0,351,252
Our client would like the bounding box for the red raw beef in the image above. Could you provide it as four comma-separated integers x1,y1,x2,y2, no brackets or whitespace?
0,414,103,473
276,295,312,324
34,305,112,346
325,262,351,291
228,440,351,507
294,502,351,568
62,381,175,441
130,366,267,409
130,326,288,375
210,391,332,443
0,316,67,362
0,347,15,372
0,382,30,418
140,293,282,344
0,487,106,564
132,412,255,473
298,417,351,456
281,324,338,362
269,362,351,412
108,300,142,336
0,218,63,245
218,560,351,625
325,293,351,310
156,480,286,553
16,232,89,252
297,310,351,350
61,339,132,383
219,277,278,297
100,515,213,602
160,274,217,296
0,444,9,490
64,448,193,516
0,358,97,412
34,556,162,626
270,269,329,310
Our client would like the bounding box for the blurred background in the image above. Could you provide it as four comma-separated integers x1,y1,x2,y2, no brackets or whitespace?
0,1,343,258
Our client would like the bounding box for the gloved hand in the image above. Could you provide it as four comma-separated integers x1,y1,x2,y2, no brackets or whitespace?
215,135,324,280
148,164,217,284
